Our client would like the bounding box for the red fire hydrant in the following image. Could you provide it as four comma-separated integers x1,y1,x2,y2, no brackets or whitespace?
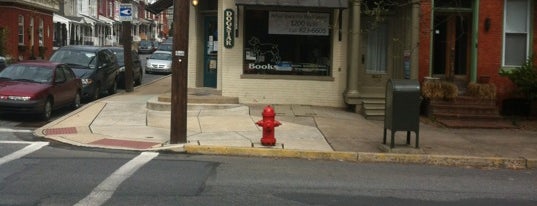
256,105,281,146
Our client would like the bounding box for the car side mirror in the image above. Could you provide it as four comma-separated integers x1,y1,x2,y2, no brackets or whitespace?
55,79,65,84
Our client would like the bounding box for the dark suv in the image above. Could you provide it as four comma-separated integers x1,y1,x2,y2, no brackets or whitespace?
0,56,7,72
104,46,143,87
49,46,119,101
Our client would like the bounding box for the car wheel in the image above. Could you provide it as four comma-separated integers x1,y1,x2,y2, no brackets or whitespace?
92,85,101,101
108,79,118,94
72,92,81,109
41,99,52,120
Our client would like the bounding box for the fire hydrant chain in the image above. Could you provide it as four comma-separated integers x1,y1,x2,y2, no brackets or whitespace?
256,105,281,146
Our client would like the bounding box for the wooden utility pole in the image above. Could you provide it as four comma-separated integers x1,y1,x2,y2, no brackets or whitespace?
121,0,134,92
170,0,190,144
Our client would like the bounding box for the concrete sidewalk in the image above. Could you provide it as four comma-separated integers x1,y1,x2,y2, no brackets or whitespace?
34,76,537,169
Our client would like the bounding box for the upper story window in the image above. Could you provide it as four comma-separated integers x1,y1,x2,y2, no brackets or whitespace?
89,0,97,16
99,0,105,15
30,17,34,45
108,1,113,17
18,15,24,45
503,0,531,67
71,0,77,15
39,18,44,46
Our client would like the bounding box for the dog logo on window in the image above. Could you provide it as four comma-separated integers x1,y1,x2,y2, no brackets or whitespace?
248,37,281,64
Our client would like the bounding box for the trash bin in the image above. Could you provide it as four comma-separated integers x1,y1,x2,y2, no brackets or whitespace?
383,79,421,148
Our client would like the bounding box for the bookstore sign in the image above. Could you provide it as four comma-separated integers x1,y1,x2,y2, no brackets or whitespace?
224,9,234,48
268,11,329,36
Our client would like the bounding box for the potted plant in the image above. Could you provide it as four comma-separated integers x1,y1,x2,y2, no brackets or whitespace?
499,57,537,117
420,78,458,115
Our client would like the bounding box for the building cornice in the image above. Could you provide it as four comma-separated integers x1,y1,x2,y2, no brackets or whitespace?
0,0,59,13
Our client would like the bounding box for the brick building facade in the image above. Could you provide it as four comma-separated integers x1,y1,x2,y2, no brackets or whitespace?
0,0,58,61
418,0,536,106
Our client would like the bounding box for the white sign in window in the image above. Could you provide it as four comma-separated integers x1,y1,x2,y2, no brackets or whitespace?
268,11,329,36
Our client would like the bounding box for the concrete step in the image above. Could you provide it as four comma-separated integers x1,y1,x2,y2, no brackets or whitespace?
429,104,500,116
363,105,385,110
430,96,496,106
157,93,239,104
361,96,386,120
432,112,503,120
147,96,242,111
364,110,385,120
435,118,516,129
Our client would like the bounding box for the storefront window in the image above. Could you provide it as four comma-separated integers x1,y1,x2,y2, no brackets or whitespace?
243,9,332,76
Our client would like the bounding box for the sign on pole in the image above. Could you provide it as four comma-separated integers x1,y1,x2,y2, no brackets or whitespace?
119,4,133,21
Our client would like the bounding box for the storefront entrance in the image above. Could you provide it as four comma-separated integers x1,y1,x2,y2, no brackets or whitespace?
203,15,217,88
432,14,471,82
432,0,474,90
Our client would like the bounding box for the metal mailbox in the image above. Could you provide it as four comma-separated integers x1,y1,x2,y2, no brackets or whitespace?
383,79,421,148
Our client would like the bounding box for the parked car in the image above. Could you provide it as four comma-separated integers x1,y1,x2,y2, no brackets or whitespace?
152,41,160,51
138,40,156,54
156,43,172,52
104,47,143,87
0,61,82,120
49,45,119,101
0,56,7,72
146,50,172,74
163,37,173,44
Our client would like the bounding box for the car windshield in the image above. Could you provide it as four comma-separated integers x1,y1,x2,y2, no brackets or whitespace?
157,44,172,51
0,65,52,83
113,51,125,65
149,53,172,61
139,41,152,47
49,49,96,69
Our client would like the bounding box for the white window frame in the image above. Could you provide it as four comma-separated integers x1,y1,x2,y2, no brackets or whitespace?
18,15,24,45
503,0,531,67
108,1,113,17
30,17,34,46
39,18,44,47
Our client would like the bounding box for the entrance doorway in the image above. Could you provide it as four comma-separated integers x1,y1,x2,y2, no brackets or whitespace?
432,13,471,86
203,15,217,88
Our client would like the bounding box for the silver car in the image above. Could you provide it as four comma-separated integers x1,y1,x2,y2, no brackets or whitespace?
145,50,172,74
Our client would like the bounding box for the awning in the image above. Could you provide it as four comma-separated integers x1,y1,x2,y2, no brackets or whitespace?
81,14,105,25
139,18,152,25
65,16,84,24
98,15,116,25
235,0,348,9
145,0,172,14
53,13,71,24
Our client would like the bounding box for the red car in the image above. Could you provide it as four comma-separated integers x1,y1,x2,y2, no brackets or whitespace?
0,61,82,120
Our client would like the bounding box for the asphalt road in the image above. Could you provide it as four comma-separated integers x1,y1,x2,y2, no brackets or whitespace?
0,142,536,205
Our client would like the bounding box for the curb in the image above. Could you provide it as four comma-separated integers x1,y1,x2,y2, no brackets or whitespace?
185,145,531,169
526,158,537,169
184,145,358,161
357,152,527,169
